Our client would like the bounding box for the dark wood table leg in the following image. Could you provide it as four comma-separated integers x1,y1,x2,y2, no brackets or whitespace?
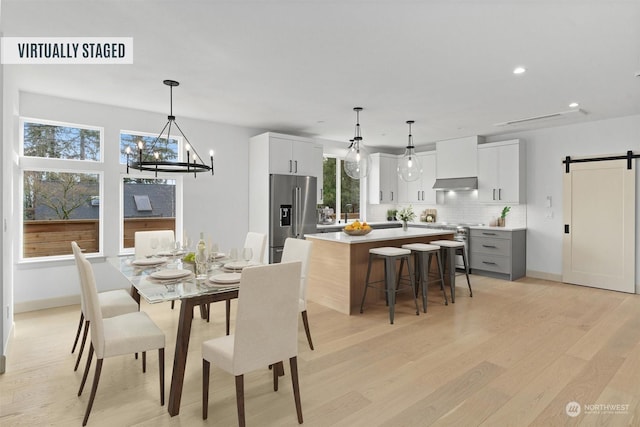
130,285,141,306
168,298,194,416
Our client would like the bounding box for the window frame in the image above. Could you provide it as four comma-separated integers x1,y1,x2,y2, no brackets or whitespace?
118,130,184,255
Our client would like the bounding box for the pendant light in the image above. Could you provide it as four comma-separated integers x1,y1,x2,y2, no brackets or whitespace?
344,107,371,179
125,79,214,177
398,120,421,182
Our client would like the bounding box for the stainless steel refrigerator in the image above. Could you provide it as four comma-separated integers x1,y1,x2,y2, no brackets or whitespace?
269,174,317,263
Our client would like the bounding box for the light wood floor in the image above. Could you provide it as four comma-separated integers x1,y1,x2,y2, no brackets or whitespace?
2,275,640,426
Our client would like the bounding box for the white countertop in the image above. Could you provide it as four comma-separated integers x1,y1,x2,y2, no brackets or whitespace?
304,227,453,244
317,221,400,230
469,225,527,231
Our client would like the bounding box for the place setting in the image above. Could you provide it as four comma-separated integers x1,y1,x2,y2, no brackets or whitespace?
130,257,168,268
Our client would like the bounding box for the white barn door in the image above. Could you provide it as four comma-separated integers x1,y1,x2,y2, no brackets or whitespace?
562,157,635,292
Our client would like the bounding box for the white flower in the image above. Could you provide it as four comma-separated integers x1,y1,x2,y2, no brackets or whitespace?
396,206,416,222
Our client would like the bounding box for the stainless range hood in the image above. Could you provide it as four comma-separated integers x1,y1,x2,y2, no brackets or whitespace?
432,177,478,191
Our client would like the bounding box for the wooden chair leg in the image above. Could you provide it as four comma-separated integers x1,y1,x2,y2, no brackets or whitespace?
202,359,210,420
206,303,211,322
235,375,246,427
159,348,165,406
82,358,103,426
74,320,90,371
289,356,303,424
171,300,175,310
273,361,279,391
226,299,231,335
301,311,314,350
142,351,146,373
71,312,84,353
78,343,94,396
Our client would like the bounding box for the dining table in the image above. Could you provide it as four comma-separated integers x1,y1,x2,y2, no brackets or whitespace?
107,254,248,416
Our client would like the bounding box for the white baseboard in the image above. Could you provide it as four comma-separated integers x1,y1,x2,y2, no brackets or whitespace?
14,295,79,314
526,269,562,283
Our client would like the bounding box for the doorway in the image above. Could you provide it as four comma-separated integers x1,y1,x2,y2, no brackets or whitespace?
562,156,635,292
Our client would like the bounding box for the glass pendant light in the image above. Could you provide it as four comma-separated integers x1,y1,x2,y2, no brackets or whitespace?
398,120,421,182
344,107,371,180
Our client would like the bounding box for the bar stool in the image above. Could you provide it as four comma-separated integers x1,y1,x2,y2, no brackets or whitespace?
359,247,419,324
401,243,448,312
430,240,472,303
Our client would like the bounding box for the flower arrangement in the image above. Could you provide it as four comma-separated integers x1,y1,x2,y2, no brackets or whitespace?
396,206,416,223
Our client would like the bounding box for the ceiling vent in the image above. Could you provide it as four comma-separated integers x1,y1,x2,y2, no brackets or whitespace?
494,108,586,127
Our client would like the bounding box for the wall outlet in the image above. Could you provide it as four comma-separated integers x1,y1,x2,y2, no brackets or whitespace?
545,210,554,219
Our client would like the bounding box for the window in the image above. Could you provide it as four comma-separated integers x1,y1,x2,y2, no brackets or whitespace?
20,118,104,259
120,131,179,251
321,156,361,221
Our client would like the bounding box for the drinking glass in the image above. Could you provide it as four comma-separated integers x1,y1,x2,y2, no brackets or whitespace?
229,248,239,262
150,238,159,256
182,235,192,252
242,247,253,265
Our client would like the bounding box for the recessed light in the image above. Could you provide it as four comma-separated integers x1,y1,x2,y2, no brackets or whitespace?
569,102,579,108
513,66,526,75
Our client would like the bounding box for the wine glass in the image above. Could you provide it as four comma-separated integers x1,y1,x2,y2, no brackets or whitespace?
182,235,192,253
242,247,253,265
150,238,159,257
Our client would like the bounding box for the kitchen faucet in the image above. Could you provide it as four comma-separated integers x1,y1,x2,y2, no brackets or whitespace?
344,204,353,223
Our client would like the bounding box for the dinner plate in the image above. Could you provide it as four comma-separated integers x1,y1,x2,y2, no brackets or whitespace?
156,250,186,257
223,260,259,270
209,272,241,285
150,269,192,280
211,252,227,260
131,257,167,267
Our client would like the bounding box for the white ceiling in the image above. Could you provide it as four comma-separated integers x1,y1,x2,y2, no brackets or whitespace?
2,0,640,150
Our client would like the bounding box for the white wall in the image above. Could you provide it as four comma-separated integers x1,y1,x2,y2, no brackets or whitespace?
485,114,640,287
9,90,263,310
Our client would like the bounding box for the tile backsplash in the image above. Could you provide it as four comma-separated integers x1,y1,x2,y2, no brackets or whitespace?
367,190,526,228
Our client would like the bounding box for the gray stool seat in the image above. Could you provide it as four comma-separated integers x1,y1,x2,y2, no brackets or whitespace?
360,246,419,324
402,243,448,312
431,240,472,303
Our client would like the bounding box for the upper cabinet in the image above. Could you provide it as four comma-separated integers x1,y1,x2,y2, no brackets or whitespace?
269,135,320,176
249,132,323,207
369,153,398,204
477,139,525,204
398,151,437,204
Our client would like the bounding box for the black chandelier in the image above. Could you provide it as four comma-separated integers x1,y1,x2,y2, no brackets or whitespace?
125,79,214,177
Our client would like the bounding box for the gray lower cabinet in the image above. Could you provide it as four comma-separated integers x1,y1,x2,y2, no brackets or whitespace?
470,228,526,280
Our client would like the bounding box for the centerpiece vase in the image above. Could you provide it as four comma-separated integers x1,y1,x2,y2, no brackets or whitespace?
402,221,408,231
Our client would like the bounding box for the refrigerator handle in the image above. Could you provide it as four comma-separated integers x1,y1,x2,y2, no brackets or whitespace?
294,187,301,238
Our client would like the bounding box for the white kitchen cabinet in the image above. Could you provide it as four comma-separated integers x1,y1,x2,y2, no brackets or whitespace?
398,151,437,204
268,135,321,176
477,139,525,204
310,145,324,204
368,153,398,204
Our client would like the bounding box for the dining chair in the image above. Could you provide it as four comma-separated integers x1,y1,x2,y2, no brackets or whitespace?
70,242,139,372
202,261,303,426
75,249,165,426
281,237,315,350
134,229,175,259
243,231,267,263
217,231,267,331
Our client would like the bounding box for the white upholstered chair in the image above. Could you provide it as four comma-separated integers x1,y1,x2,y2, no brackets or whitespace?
218,231,268,333
74,244,165,426
281,238,315,350
134,229,175,259
70,242,139,371
242,231,267,264
202,261,303,426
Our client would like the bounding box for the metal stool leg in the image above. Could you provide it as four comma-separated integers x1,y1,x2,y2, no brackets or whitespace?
360,253,375,313
404,255,420,316
384,256,397,324
460,247,472,297
417,252,427,313
433,251,448,305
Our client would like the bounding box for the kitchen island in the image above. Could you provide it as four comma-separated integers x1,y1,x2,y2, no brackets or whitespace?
305,228,454,315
